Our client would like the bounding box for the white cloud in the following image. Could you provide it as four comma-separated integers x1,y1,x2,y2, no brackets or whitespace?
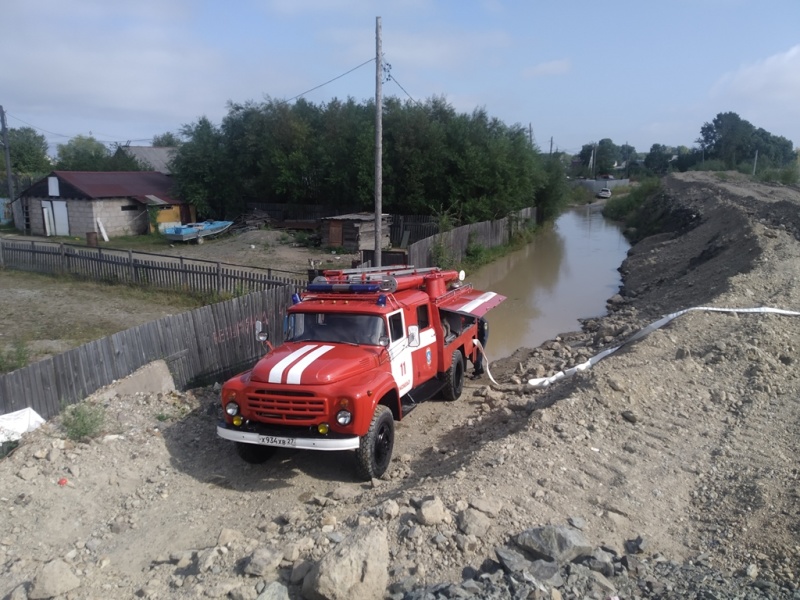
710,45,800,142
522,59,571,79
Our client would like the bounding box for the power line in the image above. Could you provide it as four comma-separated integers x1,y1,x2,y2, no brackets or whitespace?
387,73,420,106
285,57,375,103
6,57,376,145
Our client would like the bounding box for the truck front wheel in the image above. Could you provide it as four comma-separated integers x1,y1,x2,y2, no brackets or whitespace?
355,405,394,480
235,442,276,464
442,349,464,401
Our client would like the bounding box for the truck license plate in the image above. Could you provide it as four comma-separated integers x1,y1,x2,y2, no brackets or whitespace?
259,435,296,447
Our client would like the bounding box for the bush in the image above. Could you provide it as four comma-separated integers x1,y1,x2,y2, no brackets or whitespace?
758,164,799,185
62,403,105,441
570,185,594,205
603,178,661,223
465,233,487,263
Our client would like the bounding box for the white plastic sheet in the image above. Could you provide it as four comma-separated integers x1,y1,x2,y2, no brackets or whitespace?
0,407,45,443
528,306,800,389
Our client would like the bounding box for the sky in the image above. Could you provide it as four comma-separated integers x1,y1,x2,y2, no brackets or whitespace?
3,0,800,157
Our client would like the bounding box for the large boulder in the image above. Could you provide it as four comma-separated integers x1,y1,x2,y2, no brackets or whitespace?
28,559,81,599
302,525,389,600
516,525,593,564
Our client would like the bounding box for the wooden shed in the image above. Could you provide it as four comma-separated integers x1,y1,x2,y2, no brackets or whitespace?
320,212,391,252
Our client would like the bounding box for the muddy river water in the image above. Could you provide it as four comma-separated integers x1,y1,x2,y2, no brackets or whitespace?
468,204,630,361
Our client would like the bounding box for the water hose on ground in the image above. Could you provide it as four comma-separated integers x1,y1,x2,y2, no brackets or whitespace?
526,306,800,389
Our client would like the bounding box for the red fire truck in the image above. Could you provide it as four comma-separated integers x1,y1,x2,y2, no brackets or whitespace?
217,266,505,480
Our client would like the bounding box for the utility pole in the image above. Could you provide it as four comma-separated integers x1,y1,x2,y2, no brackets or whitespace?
752,149,758,176
373,16,383,268
0,105,14,202
549,136,553,156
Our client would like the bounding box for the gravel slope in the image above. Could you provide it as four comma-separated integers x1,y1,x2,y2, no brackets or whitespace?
2,171,799,600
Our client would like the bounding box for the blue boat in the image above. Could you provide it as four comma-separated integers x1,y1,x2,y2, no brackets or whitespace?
162,220,234,242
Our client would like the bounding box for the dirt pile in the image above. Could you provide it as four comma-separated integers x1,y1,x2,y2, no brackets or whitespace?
2,172,800,599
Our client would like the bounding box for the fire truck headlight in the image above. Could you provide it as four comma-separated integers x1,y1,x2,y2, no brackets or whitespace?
336,410,352,426
232,415,243,426
225,402,240,417
317,423,330,435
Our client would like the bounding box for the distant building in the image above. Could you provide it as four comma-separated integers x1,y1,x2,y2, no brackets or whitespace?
115,146,177,175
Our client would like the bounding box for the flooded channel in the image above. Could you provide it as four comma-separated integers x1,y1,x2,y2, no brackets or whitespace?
468,204,630,360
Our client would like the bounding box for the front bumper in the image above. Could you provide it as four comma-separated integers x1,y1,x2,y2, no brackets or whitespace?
216,421,360,451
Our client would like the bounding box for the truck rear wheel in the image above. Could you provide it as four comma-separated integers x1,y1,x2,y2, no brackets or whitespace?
235,442,276,464
442,349,464,401
355,405,394,480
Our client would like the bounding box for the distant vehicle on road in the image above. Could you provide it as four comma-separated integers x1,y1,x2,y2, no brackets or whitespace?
596,188,612,199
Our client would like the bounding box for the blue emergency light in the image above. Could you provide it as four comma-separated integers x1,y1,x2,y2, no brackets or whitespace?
306,282,382,294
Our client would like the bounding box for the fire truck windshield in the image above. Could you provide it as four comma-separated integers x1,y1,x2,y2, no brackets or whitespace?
287,313,387,345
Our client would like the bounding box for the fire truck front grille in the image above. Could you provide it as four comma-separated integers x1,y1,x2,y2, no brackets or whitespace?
246,389,326,422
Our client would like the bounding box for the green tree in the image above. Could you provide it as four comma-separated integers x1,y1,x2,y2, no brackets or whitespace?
171,95,549,224
698,112,755,168
595,138,619,175
2,127,51,174
152,131,182,147
644,144,671,175
535,156,569,222
171,117,232,218
55,135,110,170
108,145,148,171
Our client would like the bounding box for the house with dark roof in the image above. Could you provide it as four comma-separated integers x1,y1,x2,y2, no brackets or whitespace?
12,171,195,238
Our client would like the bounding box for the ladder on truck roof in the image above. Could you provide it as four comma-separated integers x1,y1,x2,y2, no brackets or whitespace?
325,265,441,282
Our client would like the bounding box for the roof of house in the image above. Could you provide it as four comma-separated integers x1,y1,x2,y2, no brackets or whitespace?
22,171,183,205
119,146,176,174
322,212,390,221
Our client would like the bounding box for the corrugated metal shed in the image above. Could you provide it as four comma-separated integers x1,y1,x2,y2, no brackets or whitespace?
21,171,181,205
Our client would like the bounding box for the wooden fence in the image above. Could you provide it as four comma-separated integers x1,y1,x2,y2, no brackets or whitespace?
0,239,307,296
0,287,293,419
0,206,535,418
407,206,535,267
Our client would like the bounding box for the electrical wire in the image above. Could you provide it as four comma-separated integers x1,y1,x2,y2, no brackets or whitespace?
9,55,377,143
387,74,421,106
285,57,375,103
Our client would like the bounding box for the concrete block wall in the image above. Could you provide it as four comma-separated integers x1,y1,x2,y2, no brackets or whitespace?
92,198,148,236
67,200,95,237
27,199,45,235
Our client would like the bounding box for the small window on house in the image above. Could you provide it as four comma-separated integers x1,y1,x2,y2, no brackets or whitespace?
416,305,430,329
121,205,140,212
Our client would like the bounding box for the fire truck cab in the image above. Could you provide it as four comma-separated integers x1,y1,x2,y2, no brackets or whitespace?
217,266,504,480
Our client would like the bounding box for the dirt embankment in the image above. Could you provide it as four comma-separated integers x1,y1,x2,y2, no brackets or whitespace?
2,171,800,599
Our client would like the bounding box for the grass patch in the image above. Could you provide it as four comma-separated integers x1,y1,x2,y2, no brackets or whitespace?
62,402,106,441
0,340,29,374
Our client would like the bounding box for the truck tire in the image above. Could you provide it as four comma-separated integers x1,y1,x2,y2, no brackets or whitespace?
442,349,464,401
355,405,394,480
235,442,275,464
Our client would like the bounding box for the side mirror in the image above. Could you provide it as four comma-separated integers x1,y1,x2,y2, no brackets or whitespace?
255,320,269,343
407,325,420,348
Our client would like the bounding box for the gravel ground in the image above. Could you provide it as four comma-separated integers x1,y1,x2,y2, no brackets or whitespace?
1,171,799,600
